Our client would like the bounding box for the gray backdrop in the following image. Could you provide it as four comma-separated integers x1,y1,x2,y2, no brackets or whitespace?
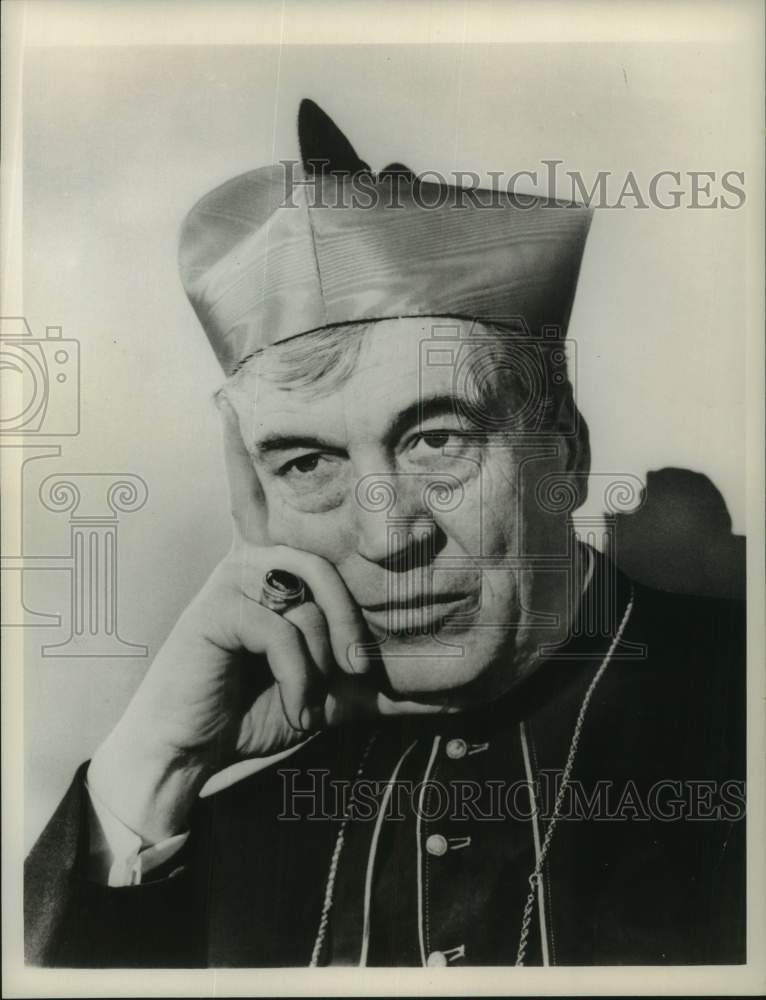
19,42,751,846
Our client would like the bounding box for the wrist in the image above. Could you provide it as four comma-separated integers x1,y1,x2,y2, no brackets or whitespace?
89,727,211,845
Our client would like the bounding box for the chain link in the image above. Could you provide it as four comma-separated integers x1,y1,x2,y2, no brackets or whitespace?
309,730,379,966
515,588,635,966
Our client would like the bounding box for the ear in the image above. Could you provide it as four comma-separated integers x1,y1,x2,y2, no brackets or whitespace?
216,393,271,547
554,385,590,510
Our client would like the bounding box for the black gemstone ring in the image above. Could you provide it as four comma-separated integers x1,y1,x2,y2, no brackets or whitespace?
260,569,307,614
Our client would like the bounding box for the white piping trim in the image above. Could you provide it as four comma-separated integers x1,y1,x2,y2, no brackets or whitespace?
359,739,418,967
519,721,550,966
580,541,596,596
416,734,442,966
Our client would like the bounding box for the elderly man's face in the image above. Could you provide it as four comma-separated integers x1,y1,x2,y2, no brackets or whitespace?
231,318,583,706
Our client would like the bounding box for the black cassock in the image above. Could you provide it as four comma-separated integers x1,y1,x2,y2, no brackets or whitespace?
25,556,746,967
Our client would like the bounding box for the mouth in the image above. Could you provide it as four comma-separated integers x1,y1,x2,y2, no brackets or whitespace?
360,591,478,638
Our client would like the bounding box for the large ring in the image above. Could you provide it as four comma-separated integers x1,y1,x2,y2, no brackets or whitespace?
260,569,307,614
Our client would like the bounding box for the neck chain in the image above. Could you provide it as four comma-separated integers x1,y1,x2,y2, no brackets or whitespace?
515,585,635,966
309,729,379,967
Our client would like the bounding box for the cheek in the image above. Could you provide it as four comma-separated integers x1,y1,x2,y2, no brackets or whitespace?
430,452,519,556
446,458,519,556
262,486,356,561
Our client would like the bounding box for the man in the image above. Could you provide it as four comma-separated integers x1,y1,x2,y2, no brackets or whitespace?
25,99,745,968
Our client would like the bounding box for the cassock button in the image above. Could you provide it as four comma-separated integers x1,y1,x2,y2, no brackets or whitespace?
445,738,468,760
426,950,448,967
425,833,448,857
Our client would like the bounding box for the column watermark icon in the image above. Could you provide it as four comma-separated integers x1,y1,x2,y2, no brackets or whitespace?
0,316,149,657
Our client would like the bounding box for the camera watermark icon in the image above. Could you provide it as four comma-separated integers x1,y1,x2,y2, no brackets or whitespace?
0,317,80,435
419,320,577,439
1,316,149,656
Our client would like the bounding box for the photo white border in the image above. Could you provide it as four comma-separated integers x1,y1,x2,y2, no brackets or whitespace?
2,1,764,996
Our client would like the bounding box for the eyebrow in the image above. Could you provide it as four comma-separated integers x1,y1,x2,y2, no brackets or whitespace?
252,393,465,458
255,434,343,456
385,394,464,447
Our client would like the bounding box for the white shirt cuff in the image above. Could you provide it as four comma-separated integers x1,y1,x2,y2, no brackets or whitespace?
85,769,189,887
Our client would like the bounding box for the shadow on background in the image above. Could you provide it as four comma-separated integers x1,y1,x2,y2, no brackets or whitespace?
608,467,746,600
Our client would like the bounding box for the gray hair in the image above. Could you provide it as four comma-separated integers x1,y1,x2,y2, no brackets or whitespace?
218,318,576,435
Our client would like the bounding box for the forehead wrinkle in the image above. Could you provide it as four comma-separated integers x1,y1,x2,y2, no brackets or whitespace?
227,317,515,453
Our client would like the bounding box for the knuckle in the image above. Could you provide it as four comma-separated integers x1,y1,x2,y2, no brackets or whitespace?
263,612,300,646
261,606,289,632
332,609,363,634
286,601,324,627
273,544,323,575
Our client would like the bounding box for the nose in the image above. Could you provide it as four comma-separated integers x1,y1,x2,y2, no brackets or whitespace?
352,472,445,570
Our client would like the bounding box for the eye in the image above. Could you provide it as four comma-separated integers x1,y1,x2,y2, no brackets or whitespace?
402,427,484,472
287,453,322,475
273,451,348,512
420,431,450,449
407,430,462,458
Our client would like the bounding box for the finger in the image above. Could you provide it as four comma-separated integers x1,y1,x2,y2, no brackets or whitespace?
375,692,459,716
221,524,372,675
261,546,372,675
283,601,334,677
233,595,326,732
322,673,456,728
218,395,270,547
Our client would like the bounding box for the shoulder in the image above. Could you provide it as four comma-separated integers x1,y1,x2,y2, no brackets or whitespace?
628,582,745,697
632,581,745,643
595,580,746,780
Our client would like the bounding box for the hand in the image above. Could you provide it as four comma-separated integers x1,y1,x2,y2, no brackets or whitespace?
89,398,376,842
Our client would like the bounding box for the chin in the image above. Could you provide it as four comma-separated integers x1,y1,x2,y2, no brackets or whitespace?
375,625,513,703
